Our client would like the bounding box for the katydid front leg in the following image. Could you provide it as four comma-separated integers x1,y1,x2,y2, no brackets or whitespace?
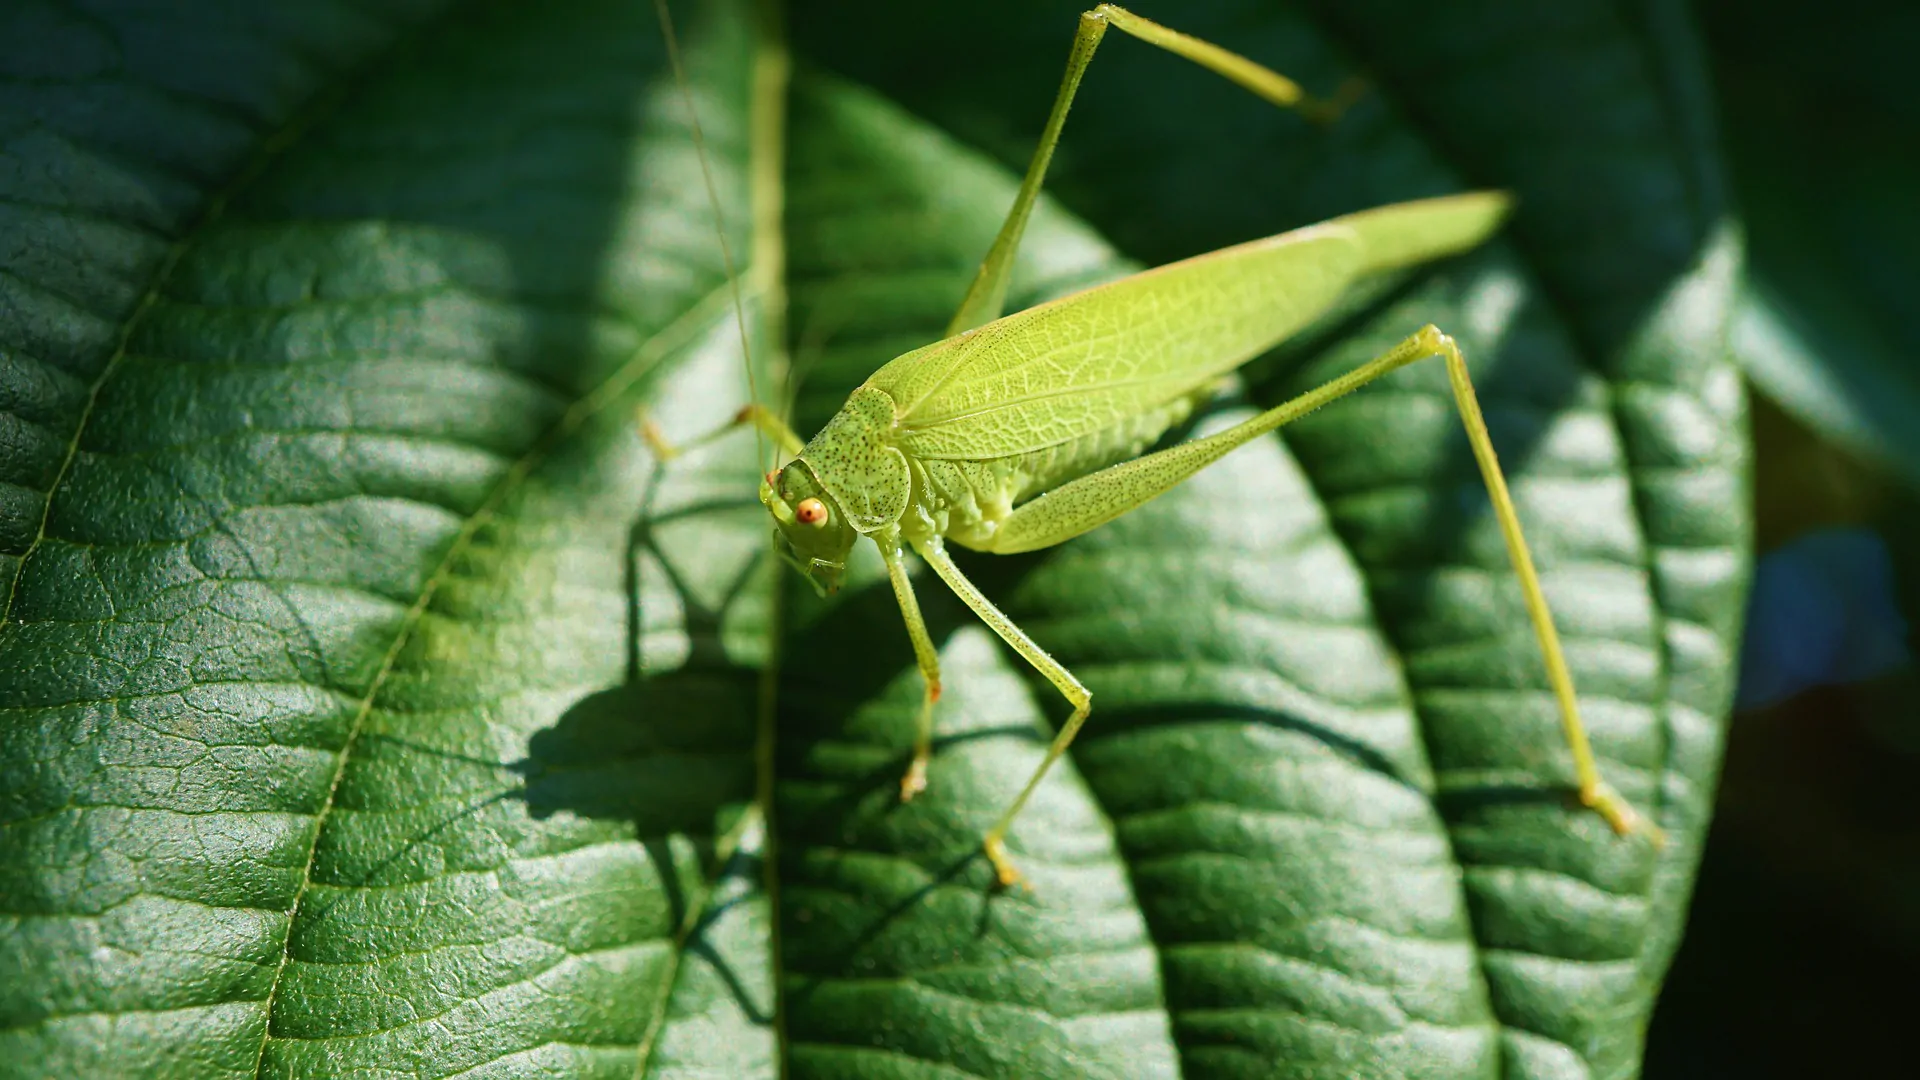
637,402,805,462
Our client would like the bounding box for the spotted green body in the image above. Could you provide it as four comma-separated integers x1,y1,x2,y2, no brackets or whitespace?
715,4,1663,887
768,198,1510,572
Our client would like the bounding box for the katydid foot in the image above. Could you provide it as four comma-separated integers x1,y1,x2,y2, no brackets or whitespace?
898,753,929,802
1582,782,1667,848
983,834,1022,889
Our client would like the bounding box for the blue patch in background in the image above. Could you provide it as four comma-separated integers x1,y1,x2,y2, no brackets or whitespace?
1737,526,1912,709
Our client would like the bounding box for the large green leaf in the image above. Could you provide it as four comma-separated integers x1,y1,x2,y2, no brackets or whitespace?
0,1,1748,1078
0,1,773,1075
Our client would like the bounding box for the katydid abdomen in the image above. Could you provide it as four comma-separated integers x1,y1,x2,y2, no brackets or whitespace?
904,388,1206,551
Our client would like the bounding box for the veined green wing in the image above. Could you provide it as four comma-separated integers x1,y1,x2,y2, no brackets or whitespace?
864,192,1510,462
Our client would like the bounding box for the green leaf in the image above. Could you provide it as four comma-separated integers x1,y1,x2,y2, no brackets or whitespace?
1701,0,1920,489
2,1,773,1076
1,2,1748,1079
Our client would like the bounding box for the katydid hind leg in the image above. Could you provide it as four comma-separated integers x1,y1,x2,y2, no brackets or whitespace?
1426,326,1663,846
914,538,1092,888
978,325,1660,846
948,4,1355,337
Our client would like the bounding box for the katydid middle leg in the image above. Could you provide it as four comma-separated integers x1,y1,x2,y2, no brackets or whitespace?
912,536,1093,888
948,3,1358,335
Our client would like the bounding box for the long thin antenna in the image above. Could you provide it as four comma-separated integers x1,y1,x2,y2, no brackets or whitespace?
655,0,767,471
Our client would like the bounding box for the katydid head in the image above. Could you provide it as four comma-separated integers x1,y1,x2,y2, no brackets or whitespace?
761,460,856,596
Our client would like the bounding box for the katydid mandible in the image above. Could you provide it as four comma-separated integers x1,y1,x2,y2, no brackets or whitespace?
661,3,1664,887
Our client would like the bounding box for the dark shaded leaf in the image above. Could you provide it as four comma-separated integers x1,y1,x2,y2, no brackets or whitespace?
0,2,1748,1077
1701,0,1920,488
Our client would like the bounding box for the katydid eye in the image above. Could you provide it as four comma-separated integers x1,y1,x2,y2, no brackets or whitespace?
796,498,828,525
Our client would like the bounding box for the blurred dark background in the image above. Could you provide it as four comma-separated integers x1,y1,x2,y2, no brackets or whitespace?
1643,0,1920,1074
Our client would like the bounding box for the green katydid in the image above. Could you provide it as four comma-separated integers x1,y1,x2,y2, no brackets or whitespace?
655,2,1664,887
